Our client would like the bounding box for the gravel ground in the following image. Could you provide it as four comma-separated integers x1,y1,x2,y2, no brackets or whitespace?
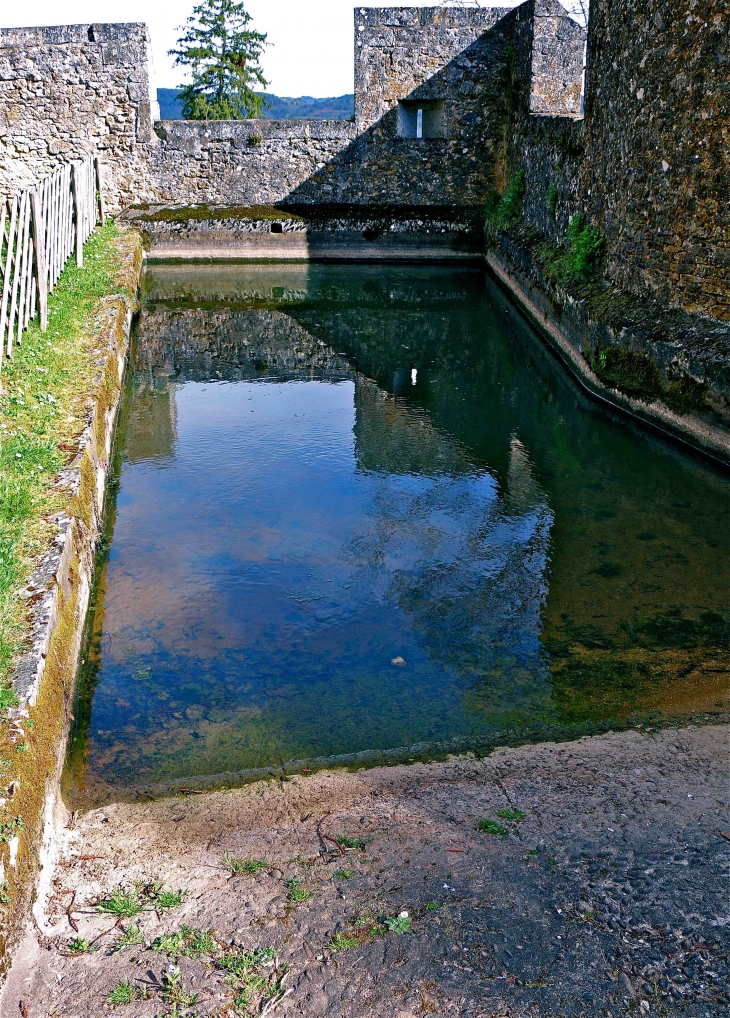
3,723,728,1018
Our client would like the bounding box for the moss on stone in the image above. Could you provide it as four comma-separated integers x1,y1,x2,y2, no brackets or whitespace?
594,348,663,400
663,375,708,416
131,204,304,224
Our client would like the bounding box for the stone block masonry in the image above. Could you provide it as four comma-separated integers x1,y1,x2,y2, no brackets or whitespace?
147,119,357,207
353,6,512,130
0,2,727,323
582,0,729,321
0,23,157,209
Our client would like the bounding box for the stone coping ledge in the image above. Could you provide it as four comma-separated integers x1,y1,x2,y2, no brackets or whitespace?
0,23,149,46
154,119,358,143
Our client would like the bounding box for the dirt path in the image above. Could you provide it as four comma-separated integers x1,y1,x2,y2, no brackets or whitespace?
3,724,728,1018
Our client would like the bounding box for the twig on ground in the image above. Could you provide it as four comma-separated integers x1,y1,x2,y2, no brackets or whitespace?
316,812,345,855
66,891,79,933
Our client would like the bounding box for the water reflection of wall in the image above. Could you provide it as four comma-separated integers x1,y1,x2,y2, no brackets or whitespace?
133,267,730,729
135,305,354,384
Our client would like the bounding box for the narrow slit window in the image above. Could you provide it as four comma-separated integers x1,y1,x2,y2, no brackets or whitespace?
416,108,423,139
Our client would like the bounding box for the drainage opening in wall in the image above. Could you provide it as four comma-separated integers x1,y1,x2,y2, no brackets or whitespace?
397,100,445,139
271,222,283,234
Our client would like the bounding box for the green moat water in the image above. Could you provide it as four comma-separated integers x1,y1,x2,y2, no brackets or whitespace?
66,265,730,803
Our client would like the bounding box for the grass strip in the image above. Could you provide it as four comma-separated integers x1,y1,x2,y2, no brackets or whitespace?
0,222,127,704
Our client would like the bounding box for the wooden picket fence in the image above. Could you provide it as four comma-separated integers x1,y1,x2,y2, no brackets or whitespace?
0,154,105,368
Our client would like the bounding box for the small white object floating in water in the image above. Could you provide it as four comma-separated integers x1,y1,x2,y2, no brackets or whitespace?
391,656,406,667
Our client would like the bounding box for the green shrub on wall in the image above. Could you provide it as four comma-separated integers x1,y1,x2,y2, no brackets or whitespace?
485,170,525,234
545,183,558,219
566,213,606,282
537,213,606,289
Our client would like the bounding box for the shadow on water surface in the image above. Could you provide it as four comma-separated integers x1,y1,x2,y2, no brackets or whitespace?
64,264,730,805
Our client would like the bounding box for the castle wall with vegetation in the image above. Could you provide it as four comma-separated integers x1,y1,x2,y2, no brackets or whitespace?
0,3,726,321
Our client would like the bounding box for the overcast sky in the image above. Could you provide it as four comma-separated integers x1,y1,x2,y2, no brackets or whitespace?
1,2,522,97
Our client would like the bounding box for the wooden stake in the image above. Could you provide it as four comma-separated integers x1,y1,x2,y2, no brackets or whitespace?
0,196,19,360
31,189,48,332
95,156,106,226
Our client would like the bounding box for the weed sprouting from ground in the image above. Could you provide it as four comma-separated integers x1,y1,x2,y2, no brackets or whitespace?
223,850,268,875
112,922,146,952
495,807,526,822
328,932,358,950
107,978,142,1004
98,882,186,918
385,911,412,934
161,966,198,1008
334,868,355,880
155,888,187,911
217,946,288,1012
152,926,217,960
476,818,509,836
67,936,97,955
286,877,312,903
336,833,373,851
97,887,144,918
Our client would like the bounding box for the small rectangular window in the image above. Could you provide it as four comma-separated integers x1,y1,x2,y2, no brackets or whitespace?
397,100,445,139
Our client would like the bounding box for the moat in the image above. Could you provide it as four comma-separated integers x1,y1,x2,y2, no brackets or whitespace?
66,264,730,803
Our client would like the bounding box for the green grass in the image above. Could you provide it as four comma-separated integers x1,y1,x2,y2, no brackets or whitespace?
286,877,312,903
107,979,140,1004
155,888,187,910
537,213,606,288
219,946,275,977
333,868,355,880
223,850,268,875
0,223,127,702
328,932,358,950
97,887,144,918
336,833,373,850
485,170,525,234
151,926,217,959
112,922,146,952
476,818,509,836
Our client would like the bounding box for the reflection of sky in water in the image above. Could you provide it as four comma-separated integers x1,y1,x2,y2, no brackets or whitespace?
71,264,728,798
86,377,555,786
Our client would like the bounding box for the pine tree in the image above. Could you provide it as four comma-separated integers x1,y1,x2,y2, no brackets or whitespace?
170,0,268,120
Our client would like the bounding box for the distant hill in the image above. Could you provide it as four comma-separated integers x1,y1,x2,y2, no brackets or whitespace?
157,88,354,121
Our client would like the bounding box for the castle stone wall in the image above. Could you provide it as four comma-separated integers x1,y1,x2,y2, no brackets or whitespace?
583,0,728,320
147,119,357,206
529,0,585,117
353,6,511,129
0,23,157,208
